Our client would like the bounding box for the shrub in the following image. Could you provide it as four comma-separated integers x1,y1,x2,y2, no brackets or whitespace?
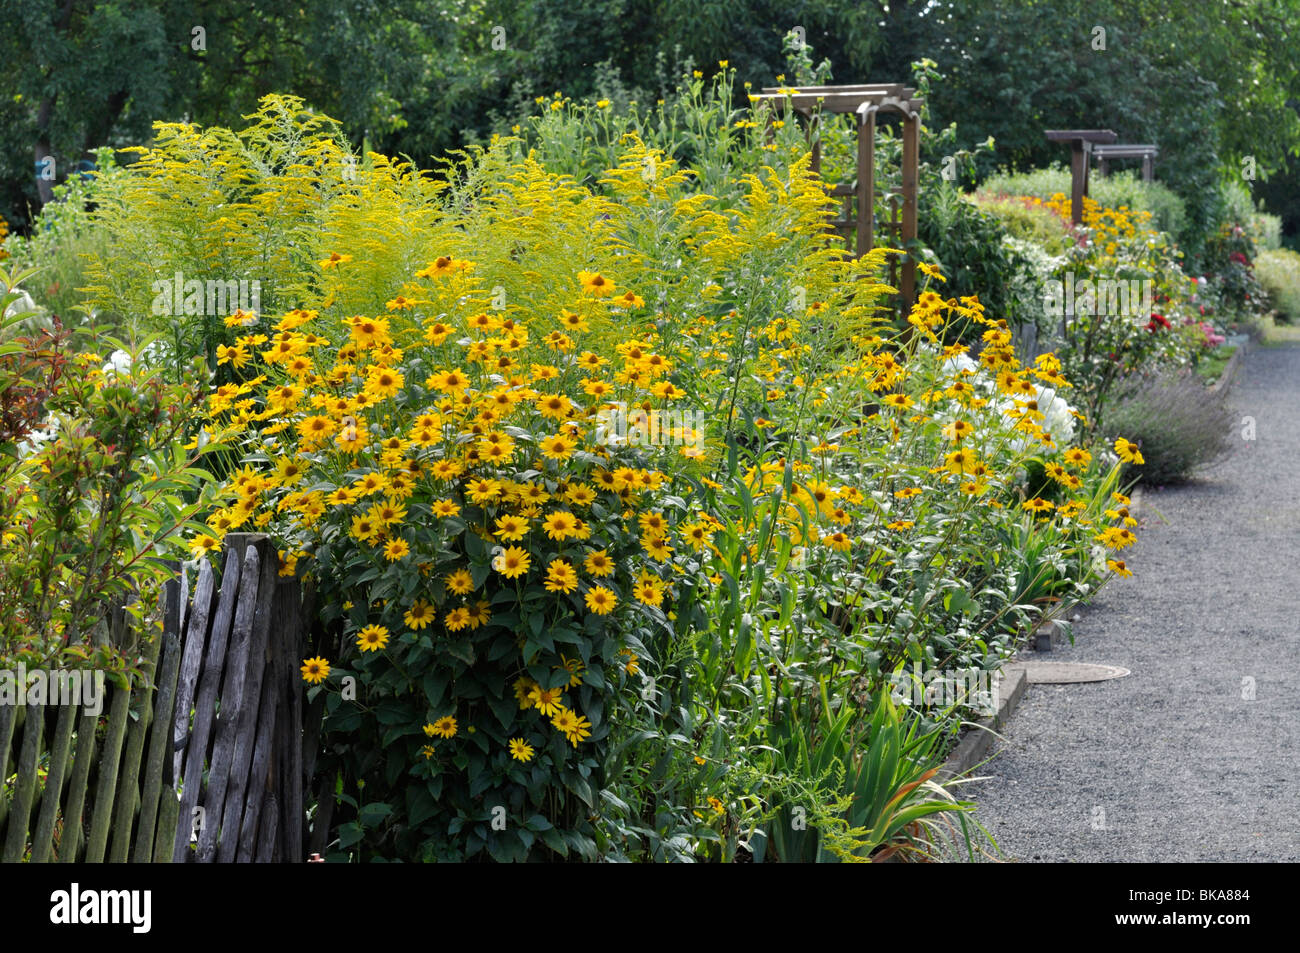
96,95,1138,863
1103,370,1235,485
970,191,1073,254
1256,247,1300,323
980,165,1188,244
0,264,226,673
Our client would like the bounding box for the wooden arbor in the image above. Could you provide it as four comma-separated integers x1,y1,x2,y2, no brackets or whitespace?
751,83,924,309
1093,143,1159,182
1045,129,1117,224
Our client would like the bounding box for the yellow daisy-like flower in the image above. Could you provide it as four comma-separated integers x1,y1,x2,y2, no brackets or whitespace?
893,486,923,499
1063,446,1092,468
404,600,434,630
584,549,615,577
641,535,673,561
445,568,474,595
555,654,586,688
494,514,530,541
190,534,221,559
432,499,462,518
508,738,535,762
544,558,579,594
942,419,973,441
632,572,665,607
542,510,579,541
494,545,532,578
552,708,592,746
539,433,577,460
529,684,566,717
356,624,390,653
585,586,617,615
823,531,852,552
300,657,330,684
578,270,615,297
383,538,410,561
445,607,472,631
1114,437,1145,464
1107,559,1133,577
1022,497,1054,515
319,252,352,269
425,716,458,739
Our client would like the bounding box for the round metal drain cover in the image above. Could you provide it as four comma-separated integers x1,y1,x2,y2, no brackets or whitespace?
1015,662,1130,684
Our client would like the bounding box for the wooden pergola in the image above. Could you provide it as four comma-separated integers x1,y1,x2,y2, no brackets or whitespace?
1093,143,1159,182
751,83,924,309
1045,129,1117,225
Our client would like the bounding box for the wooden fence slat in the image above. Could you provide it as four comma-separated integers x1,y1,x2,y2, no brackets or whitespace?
216,542,277,862
29,699,78,862
84,611,134,865
174,544,245,862
109,600,169,864
134,572,187,863
0,700,17,832
1,704,43,862
172,559,216,787
152,788,180,863
255,789,279,863
195,541,264,862
58,706,101,863
236,664,280,862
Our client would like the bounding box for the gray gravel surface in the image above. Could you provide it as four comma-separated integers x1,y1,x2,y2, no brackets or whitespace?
967,344,1300,862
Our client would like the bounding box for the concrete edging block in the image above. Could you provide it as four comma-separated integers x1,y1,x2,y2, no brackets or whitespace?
936,664,1026,781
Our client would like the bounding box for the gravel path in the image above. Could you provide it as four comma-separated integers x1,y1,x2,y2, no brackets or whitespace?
967,343,1300,862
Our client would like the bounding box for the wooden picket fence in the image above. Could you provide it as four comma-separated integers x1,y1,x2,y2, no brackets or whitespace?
0,534,318,862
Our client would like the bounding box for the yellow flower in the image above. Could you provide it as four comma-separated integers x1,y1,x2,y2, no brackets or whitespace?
1107,559,1133,577
509,738,535,762
585,586,617,615
542,510,580,541
425,716,458,739
445,568,474,595
190,534,221,559
383,538,410,561
494,514,530,541
300,657,330,684
529,684,565,717
551,707,592,746
494,545,531,578
404,600,434,630
632,572,665,607
555,654,586,688
1114,437,1145,464
577,270,615,297
584,549,615,577
356,624,390,653
544,558,579,594
432,499,462,518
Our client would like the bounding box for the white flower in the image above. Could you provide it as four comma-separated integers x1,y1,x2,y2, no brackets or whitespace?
103,349,132,377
